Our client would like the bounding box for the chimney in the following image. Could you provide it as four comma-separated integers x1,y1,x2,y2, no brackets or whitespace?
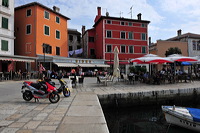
177,29,182,36
53,6,60,13
149,37,151,45
82,25,86,34
137,13,142,20
97,7,101,16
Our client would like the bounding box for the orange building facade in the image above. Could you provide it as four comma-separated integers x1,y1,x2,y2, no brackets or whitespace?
150,40,188,57
14,2,69,71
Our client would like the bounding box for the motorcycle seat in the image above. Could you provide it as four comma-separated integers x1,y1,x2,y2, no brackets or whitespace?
30,83,42,90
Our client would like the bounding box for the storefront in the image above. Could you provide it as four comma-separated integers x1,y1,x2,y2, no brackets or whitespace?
37,54,109,72
0,55,36,72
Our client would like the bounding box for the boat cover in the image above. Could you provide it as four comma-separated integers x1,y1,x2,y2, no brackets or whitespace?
187,107,200,122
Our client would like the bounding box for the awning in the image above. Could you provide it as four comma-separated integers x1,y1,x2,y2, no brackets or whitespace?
77,64,96,67
95,64,110,67
106,61,130,65
55,62,110,68
54,63,78,67
0,57,35,62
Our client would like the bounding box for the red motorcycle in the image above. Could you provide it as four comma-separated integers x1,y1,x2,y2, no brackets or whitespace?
21,80,60,103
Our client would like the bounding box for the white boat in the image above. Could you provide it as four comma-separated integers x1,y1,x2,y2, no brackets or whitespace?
162,105,200,132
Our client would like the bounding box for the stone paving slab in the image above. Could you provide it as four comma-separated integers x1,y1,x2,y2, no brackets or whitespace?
57,92,109,133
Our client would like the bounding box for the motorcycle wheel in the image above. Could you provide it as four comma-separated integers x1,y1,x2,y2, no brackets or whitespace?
63,88,70,97
49,93,60,103
23,91,33,101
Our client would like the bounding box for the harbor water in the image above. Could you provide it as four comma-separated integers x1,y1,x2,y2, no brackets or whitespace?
103,105,199,133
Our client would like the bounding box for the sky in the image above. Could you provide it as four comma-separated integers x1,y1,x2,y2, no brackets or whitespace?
15,0,200,43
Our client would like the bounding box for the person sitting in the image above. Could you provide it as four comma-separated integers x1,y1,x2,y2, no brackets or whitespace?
153,71,160,85
178,69,183,75
143,72,150,83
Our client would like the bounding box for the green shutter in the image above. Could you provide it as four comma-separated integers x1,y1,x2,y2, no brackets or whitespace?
129,32,133,39
56,16,60,23
142,47,146,53
45,26,49,35
56,31,60,39
142,33,146,40
1,40,8,51
2,0,9,7
45,11,49,19
2,17,8,29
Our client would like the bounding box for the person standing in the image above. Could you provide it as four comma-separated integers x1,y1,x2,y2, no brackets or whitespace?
39,64,45,79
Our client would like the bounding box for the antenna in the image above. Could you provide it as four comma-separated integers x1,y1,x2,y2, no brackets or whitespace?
128,5,133,19
102,8,107,15
119,11,123,18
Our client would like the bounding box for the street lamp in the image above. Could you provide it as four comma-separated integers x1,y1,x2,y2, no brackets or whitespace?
42,43,46,67
110,53,111,74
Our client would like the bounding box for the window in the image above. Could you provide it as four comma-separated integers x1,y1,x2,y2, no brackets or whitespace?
26,25,31,34
197,43,200,51
2,17,8,29
107,20,111,24
44,25,50,35
121,32,126,39
129,46,133,53
2,0,9,7
90,49,95,55
56,16,60,23
56,47,60,55
121,45,126,53
1,40,8,51
141,33,146,40
193,41,196,50
69,46,73,51
56,30,60,39
26,43,31,53
77,35,81,42
142,46,146,53
106,30,112,38
44,11,50,19
128,32,133,39
26,9,32,17
107,45,112,52
121,21,125,25
69,35,73,41
142,23,147,27
89,37,94,42
43,43,52,54
128,22,132,26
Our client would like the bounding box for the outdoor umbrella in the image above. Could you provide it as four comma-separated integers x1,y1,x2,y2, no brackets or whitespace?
166,54,198,75
130,54,173,64
166,54,198,62
113,46,120,77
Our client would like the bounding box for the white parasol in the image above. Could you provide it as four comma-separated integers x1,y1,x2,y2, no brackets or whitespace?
113,46,120,77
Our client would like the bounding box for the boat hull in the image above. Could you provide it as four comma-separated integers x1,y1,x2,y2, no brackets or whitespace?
162,106,200,132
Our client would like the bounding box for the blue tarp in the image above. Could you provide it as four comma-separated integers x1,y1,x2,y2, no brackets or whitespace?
181,62,192,66
187,107,200,122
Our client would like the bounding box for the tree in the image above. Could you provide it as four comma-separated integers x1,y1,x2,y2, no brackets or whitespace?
165,47,182,57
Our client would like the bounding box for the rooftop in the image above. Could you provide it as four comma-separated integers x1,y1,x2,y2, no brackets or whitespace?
15,2,70,20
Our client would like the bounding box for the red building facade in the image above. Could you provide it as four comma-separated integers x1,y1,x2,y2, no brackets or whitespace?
83,7,150,73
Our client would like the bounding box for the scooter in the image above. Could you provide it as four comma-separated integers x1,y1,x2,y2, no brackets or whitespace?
21,80,60,103
44,76,70,97
57,76,70,97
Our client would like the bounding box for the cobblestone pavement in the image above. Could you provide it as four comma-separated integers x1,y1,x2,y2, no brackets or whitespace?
0,77,200,133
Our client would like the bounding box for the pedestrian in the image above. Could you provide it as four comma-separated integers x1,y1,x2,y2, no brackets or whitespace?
39,64,45,80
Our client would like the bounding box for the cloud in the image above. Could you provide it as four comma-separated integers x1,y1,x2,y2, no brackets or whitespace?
15,0,200,43
159,0,200,15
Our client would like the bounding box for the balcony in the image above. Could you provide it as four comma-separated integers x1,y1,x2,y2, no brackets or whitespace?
0,6,12,17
